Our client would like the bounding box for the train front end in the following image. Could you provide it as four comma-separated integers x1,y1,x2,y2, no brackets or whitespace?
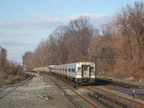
75,62,95,84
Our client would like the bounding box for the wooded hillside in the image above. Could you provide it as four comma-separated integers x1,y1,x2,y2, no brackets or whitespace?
23,2,144,80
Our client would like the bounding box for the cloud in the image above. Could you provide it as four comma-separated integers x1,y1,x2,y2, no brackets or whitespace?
18,14,111,28
0,38,10,43
66,13,111,21
85,14,112,27
17,41,39,45
0,14,111,29
19,17,67,28
0,21,18,28
1,40,38,46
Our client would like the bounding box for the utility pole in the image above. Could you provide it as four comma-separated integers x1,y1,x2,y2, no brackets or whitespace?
94,48,119,76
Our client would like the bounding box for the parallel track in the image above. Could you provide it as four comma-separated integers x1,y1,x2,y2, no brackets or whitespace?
0,77,32,100
84,86,144,108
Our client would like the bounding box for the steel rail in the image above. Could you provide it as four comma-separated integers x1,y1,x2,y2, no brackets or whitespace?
49,76,82,108
86,86,144,108
0,77,32,100
54,77,99,108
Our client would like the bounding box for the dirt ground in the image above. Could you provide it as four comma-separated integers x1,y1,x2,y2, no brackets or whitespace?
0,73,74,108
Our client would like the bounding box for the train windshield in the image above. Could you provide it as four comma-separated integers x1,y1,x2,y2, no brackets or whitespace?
78,67,82,71
82,65,90,78
83,66,89,71
91,67,94,71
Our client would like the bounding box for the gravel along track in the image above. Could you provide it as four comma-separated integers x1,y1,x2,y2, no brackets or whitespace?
0,74,74,108
0,77,32,100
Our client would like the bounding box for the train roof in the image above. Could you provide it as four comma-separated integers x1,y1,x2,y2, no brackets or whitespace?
49,62,95,68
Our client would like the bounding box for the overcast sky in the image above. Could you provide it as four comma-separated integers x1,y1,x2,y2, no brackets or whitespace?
0,0,140,63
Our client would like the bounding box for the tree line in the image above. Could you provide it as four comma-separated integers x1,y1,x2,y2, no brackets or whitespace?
23,2,144,79
23,16,99,68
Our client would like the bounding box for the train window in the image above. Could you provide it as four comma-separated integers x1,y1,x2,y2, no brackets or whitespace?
83,66,88,71
78,67,82,71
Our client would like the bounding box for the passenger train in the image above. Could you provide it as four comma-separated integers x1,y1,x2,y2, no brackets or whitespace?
49,62,95,84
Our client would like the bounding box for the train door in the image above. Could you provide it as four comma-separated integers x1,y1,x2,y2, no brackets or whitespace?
82,65,90,78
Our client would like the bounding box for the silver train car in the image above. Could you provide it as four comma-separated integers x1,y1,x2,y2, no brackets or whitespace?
49,62,95,84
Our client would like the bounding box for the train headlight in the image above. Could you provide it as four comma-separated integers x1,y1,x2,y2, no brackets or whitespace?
91,75,95,78
76,75,81,78
91,72,95,75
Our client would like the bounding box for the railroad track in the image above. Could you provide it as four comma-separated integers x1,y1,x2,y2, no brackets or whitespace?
0,77,32,100
94,83,144,102
95,77,144,89
48,75,99,108
84,86,144,108
39,72,144,107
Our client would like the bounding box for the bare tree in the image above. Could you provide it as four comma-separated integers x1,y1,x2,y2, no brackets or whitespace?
22,52,34,69
0,46,7,69
66,16,96,62
114,2,144,62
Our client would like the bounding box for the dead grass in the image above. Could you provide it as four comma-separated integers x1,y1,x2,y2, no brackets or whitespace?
0,69,29,87
4,75,22,85
0,71,5,86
